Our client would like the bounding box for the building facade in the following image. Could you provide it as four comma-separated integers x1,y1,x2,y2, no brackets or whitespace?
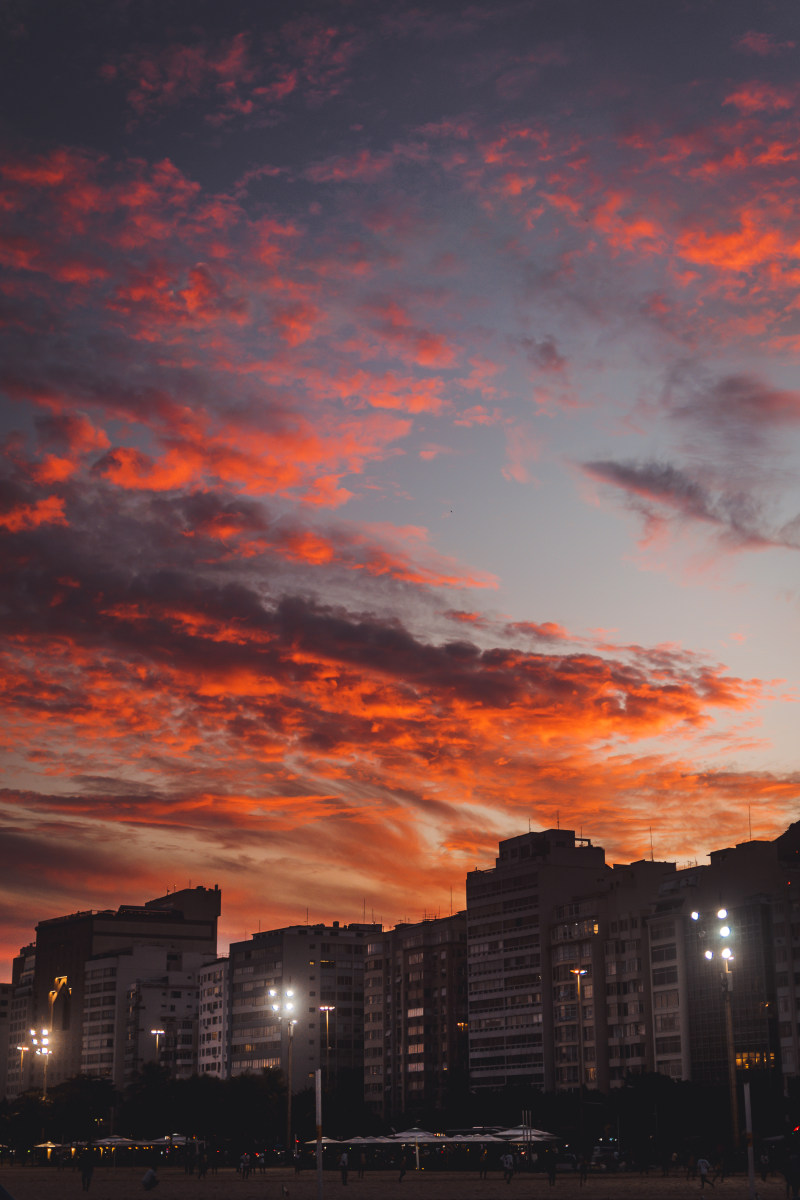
197,958,230,1078
363,913,467,1120
466,828,610,1091
228,922,380,1096
6,886,220,1094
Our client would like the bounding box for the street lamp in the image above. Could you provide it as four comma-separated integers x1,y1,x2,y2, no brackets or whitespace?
319,1006,336,1090
150,1028,166,1063
693,908,738,1147
15,1042,30,1093
30,1028,51,1100
269,988,298,1164
571,969,587,1150
48,975,70,1028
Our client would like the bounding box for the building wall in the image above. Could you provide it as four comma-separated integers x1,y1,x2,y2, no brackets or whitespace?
363,913,467,1121
197,958,229,1078
6,944,35,1099
466,828,610,1091
228,922,380,1097
9,886,219,1092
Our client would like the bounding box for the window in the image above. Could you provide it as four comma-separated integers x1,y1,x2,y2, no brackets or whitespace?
652,967,678,986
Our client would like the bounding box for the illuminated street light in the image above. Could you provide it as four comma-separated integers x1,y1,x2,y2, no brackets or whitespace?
570,968,588,1151
150,1028,166,1062
696,907,738,1147
15,1042,30,1092
30,1028,51,1099
269,988,299,1164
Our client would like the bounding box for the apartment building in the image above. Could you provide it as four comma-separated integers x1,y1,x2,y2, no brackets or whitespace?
5,886,220,1093
197,958,229,1078
363,913,467,1120
466,828,610,1091
228,922,380,1094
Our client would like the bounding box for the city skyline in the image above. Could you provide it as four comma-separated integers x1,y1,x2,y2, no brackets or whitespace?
2,0,800,973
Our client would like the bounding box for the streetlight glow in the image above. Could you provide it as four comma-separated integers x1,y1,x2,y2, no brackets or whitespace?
717,908,728,919
721,947,733,959
705,949,714,959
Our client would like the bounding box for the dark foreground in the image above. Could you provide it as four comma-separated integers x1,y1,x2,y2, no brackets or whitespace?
0,1166,790,1200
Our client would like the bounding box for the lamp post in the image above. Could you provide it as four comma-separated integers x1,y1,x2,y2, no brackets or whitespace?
319,1006,335,1090
693,907,739,1148
269,988,298,1164
48,975,70,1028
150,1028,166,1064
30,1028,51,1100
16,1042,30,1093
571,968,587,1151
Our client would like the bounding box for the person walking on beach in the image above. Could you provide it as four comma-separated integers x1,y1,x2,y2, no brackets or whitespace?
502,1151,515,1183
398,1152,408,1182
697,1157,714,1188
338,1150,348,1185
479,1148,489,1179
80,1146,94,1192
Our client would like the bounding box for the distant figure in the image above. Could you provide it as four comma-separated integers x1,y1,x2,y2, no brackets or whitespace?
80,1147,94,1192
696,1157,714,1188
338,1151,348,1185
502,1151,515,1183
239,1152,250,1180
545,1149,557,1187
398,1153,408,1182
358,1151,366,1179
142,1167,159,1191
479,1148,489,1179
579,1154,589,1185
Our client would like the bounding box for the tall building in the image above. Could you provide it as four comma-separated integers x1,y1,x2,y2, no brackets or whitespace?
6,944,36,1099
363,913,467,1120
228,922,380,1096
197,958,230,1078
0,981,11,1099
466,828,610,1091
468,822,799,1109
7,885,220,1093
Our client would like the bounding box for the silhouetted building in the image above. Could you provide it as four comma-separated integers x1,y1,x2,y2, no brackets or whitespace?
228,922,380,1097
197,958,229,1077
7,885,220,1093
363,913,467,1120
466,828,609,1091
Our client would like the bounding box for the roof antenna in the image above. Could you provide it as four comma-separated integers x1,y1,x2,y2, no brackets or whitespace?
650,827,654,861
556,811,560,829
748,805,752,841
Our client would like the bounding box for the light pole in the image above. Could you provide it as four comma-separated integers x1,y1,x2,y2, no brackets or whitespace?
319,1006,335,1090
48,975,70,1028
269,988,298,1164
693,907,739,1148
16,1042,30,1093
30,1028,51,1100
150,1028,166,1064
571,969,587,1150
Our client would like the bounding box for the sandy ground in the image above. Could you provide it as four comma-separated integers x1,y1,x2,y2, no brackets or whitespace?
0,1166,789,1200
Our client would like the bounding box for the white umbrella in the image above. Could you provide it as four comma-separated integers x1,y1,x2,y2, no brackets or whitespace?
392,1128,440,1142
496,1126,558,1141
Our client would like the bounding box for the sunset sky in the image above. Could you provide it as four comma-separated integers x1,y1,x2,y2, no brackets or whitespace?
2,0,799,974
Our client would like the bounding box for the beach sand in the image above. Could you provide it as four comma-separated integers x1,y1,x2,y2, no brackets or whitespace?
0,1165,788,1200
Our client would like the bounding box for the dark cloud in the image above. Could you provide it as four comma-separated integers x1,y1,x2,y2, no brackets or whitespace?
583,457,800,552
